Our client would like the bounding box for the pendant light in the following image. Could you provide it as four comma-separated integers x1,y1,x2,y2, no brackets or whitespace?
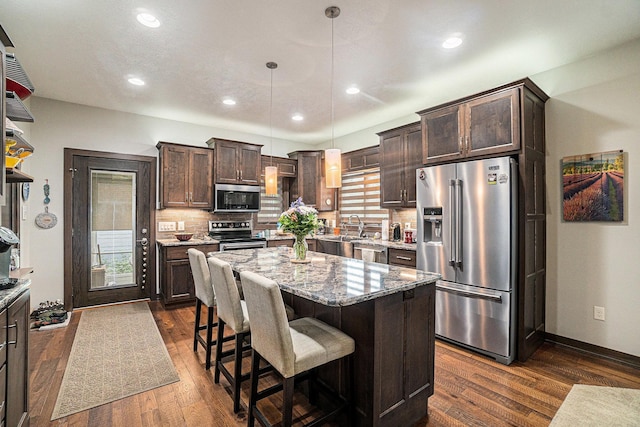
325,6,342,189
265,61,278,196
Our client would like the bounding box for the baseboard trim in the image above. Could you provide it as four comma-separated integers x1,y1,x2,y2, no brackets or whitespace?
545,333,640,369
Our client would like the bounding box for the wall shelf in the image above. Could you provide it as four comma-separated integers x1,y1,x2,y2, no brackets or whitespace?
6,91,34,122
6,168,33,183
6,130,34,152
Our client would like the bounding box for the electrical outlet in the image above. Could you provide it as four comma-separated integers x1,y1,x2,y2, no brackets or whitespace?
594,305,605,321
177,221,185,231
158,221,176,232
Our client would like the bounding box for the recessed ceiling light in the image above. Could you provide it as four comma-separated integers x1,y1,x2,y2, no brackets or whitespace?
136,13,160,28
346,86,360,95
128,77,145,86
223,99,236,106
442,37,463,49
292,114,304,121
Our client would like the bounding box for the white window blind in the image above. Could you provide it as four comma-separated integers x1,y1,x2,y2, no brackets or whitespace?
339,168,388,224
257,179,284,224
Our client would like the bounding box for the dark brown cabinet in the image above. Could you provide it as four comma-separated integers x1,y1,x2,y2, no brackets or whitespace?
158,244,219,305
287,151,336,212
261,155,297,178
378,122,422,208
419,87,520,164
2,288,29,427
209,138,262,185
157,142,213,209
388,248,417,268
342,145,380,172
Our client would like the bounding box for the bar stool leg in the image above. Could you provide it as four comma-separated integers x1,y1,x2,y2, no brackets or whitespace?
205,306,214,370
248,349,261,427
233,332,246,413
214,318,226,384
193,299,202,352
282,376,295,427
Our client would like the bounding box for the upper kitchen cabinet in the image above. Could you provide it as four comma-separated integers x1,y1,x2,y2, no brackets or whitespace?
287,150,335,212
418,85,521,164
157,142,213,209
208,138,262,185
342,145,379,173
378,122,422,208
261,155,297,178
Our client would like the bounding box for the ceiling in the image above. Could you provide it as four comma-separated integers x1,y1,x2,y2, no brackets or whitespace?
1,1,640,145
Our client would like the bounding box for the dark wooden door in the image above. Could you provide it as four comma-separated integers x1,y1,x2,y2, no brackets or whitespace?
159,144,189,208
64,150,156,309
188,147,213,208
380,131,404,208
422,104,463,164
466,87,520,157
403,124,422,207
214,141,240,184
239,144,261,185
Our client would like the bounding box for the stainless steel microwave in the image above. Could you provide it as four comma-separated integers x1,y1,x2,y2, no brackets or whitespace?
214,184,260,213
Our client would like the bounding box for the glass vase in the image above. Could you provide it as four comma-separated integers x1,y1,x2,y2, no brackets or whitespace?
292,234,309,263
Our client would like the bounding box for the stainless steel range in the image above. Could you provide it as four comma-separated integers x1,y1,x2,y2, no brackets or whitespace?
208,221,267,251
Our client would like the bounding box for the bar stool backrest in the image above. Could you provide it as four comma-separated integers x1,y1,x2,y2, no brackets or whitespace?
187,248,215,307
240,270,296,378
208,256,246,332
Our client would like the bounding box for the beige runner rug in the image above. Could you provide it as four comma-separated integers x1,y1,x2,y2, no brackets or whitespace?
51,302,179,420
549,384,640,426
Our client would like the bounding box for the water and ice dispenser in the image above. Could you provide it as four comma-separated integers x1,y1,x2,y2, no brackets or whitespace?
422,207,443,243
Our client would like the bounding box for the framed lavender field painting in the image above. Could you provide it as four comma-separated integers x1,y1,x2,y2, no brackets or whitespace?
562,150,624,222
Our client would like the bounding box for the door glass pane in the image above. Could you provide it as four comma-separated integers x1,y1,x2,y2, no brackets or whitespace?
90,170,136,289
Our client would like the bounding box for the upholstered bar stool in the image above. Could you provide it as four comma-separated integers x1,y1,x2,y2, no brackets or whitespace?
240,270,355,427
208,256,252,413
188,248,233,370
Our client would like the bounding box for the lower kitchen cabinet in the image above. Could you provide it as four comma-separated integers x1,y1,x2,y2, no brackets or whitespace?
158,244,219,305
2,288,30,427
388,248,417,268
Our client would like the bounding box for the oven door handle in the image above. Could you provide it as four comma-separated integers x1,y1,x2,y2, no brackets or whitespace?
220,241,267,251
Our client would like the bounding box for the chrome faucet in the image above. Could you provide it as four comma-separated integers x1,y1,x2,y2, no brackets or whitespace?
348,215,366,237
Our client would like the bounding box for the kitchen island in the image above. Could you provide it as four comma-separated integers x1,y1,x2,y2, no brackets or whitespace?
212,248,440,427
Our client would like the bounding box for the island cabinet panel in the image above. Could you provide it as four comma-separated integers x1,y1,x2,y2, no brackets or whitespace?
287,283,435,427
157,142,213,209
379,122,422,208
210,138,262,185
158,244,219,305
420,86,521,164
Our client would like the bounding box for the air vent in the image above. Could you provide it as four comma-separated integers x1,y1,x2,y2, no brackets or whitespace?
6,53,35,99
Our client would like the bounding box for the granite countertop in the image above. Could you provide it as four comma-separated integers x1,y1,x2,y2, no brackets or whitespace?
157,238,220,247
211,248,439,307
0,279,31,311
267,234,417,251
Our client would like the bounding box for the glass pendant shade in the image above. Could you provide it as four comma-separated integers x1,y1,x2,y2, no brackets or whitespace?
265,165,278,196
325,148,342,188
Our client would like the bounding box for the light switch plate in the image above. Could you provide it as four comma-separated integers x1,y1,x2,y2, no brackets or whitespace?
177,221,185,231
158,221,176,232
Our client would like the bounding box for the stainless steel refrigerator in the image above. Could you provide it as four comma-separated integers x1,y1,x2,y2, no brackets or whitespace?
416,156,517,364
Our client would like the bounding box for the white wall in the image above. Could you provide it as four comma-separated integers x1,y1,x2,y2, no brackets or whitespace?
20,37,640,357
534,38,640,357
23,99,305,308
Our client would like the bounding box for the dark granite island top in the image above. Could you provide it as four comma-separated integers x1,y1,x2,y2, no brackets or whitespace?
210,248,439,427
212,247,438,307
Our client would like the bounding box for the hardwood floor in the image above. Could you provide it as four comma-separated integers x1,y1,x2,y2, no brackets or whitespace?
29,301,640,426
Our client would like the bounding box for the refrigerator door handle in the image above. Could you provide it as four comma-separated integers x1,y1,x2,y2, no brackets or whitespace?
436,282,503,302
455,179,462,267
449,179,456,266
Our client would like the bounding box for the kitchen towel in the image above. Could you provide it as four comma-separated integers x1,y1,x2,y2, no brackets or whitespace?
361,248,376,262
